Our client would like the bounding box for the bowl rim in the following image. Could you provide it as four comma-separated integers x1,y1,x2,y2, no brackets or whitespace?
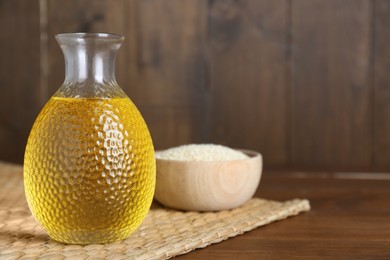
154,149,262,163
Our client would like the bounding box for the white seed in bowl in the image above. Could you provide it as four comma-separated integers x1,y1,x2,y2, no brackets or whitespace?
155,144,249,161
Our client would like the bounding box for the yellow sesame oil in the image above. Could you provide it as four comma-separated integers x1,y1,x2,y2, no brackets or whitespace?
24,97,155,244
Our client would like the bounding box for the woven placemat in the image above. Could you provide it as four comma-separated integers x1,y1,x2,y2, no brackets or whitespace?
0,162,310,259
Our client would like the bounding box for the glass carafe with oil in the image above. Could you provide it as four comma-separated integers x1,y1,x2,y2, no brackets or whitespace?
24,33,155,244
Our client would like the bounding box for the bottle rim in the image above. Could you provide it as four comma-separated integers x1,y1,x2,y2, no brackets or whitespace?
55,33,124,44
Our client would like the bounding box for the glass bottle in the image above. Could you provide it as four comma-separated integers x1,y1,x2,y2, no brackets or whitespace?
24,33,156,244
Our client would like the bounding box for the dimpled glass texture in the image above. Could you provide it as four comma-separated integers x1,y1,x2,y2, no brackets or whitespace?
23,33,156,244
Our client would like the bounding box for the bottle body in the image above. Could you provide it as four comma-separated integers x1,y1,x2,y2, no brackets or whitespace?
23,33,155,244
24,95,155,244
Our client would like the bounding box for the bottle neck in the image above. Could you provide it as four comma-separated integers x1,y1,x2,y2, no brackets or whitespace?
55,33,126,98
63,44,117,84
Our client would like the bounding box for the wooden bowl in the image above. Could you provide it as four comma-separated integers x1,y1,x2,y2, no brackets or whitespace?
154,150,262,211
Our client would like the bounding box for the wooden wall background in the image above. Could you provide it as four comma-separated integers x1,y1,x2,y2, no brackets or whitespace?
0,0,390,171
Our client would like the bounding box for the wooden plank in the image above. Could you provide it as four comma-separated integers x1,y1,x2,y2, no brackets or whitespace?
0,0,41,163
141,107,207,151
374,0,390,168
291,0,372,168
123,0,137,95
134,0,208,149
46,0,128,96
209,0,289,165
180,173,390,259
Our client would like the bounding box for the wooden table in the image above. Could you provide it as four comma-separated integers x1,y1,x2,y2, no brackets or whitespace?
179,171,390,259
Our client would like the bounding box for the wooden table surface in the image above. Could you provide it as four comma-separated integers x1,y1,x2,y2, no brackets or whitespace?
179,171,390,259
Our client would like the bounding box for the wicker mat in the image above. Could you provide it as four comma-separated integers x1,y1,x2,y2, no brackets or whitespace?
0,162,310,259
